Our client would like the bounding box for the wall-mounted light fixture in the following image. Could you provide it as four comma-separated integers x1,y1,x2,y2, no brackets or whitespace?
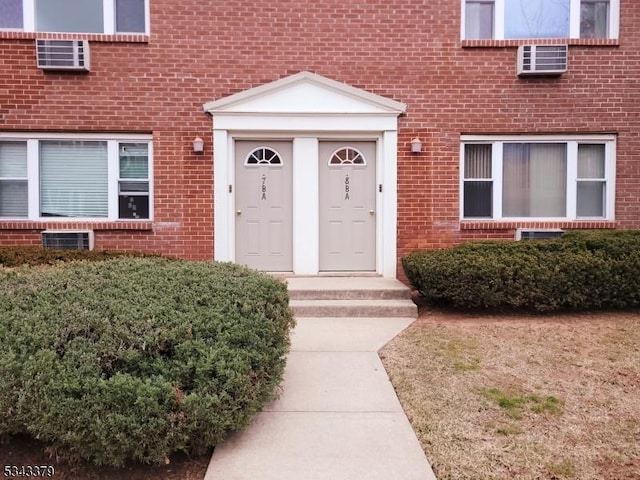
410,137,422,154
192,136,204,154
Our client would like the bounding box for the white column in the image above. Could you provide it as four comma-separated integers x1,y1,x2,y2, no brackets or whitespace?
381,131,398,278
213,129,232,262
292,137,319,274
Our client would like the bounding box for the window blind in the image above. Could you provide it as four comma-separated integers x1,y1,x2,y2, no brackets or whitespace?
40,140,108,217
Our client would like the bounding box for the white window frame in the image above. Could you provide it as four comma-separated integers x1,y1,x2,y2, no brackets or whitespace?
0,133,153,221
14,0,150,34
460,135,616,221
461,0,619,40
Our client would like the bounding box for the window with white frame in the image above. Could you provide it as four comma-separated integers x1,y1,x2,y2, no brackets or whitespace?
0,142,28,217
0,0,147,34
461,136,615,220
462,0,619,40
0,136,152,220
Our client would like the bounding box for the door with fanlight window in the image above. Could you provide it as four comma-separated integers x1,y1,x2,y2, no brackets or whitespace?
319,141,376,271
235,141,293,271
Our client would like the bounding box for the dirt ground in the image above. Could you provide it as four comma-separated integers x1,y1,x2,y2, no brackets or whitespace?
380,309,640,480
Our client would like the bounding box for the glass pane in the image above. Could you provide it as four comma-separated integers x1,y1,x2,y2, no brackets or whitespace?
116,0,145,33
505,0,570,39
580,1,609,38
119,194,148,219
119,143,148,179
119,180,148,193
0,141,27,177
0,0,22,29
464,144,492,178
0,180,28,217
40,140,108,217
35,0,103,33
246,148,282,165
503,143,566,217
577,181,605,217
578,144,605,178
464,181,493,217
465,1,494,39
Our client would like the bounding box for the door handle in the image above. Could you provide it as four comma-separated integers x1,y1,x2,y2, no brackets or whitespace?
236,210,242,215
369,210,375,216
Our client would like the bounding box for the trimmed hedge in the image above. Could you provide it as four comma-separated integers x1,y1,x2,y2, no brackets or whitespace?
402,230,640,312
0,246,154,267
0,257,294,466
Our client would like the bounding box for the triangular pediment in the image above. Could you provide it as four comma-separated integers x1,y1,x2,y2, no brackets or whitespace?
203,71,406,116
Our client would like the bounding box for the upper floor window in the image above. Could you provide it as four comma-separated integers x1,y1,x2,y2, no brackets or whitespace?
461,135,615,221
463,0,619,40
0,0,147,34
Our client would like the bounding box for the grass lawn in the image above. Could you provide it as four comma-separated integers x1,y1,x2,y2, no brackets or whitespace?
380,309,640,480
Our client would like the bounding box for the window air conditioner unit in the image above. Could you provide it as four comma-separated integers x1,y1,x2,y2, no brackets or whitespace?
517,45,567,77
42,230,94,250
36,39,90,71
515,229,564,241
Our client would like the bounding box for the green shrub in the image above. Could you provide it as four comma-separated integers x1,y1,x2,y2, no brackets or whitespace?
402,230,640,312
0,257,294,466
0,246,154,267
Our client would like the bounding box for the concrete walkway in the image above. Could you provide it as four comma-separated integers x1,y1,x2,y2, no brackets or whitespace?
204,315,437,479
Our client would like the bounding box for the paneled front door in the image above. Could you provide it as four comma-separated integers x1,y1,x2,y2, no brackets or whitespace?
319,141,376,271
235,141,293,271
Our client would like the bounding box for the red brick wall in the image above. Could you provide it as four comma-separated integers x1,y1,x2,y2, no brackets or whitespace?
1,0,639,270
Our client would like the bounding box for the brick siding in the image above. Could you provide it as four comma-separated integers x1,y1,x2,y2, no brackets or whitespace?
1,0,639,269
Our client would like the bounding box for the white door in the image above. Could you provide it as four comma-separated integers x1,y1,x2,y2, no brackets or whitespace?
319,141,376,271
235,141,293,271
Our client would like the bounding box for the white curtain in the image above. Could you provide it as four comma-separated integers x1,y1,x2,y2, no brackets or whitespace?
503,143,566,217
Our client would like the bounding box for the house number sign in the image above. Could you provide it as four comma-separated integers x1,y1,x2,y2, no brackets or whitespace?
344,174,350,200
261,174,267,200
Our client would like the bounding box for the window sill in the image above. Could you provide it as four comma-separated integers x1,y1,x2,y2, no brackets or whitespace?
0,220,153,231
0,31,149,43
461,38,619,48
460,220,617,230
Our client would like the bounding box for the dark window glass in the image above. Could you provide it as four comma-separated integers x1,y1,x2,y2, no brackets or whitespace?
116,0,145,33
464,181,493,217
0,0,22,29
119,195,149,219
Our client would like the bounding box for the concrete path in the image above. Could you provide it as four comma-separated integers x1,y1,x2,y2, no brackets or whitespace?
204,316,437,480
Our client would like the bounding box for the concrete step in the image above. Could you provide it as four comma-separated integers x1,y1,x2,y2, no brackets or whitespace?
290,299,417,318
288,288,410,300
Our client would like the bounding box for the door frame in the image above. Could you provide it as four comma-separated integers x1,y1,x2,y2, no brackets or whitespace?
204,72,405,277
216,131,396,277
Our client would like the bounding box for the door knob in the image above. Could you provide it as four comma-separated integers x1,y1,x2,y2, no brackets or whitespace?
369,210,375,216
236,210,242,215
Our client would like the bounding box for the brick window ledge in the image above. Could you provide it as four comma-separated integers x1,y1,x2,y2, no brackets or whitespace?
0,31,149,43
0,221,153,231
461,38,619,48
460,220,617,231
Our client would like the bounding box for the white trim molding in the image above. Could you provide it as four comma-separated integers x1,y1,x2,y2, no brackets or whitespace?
460,134,616,222
204,71,406,277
